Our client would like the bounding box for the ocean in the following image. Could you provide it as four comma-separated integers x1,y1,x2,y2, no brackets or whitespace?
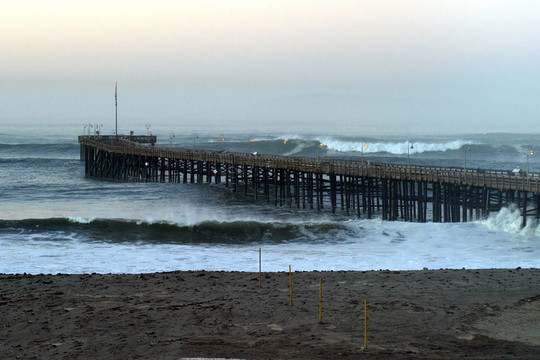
1,124,539,274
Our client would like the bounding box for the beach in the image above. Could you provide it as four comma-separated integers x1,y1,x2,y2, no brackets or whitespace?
0,268,538,359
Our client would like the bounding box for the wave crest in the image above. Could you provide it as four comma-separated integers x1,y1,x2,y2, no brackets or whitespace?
481,205,539,236
0,217,352,244
321,139,474,155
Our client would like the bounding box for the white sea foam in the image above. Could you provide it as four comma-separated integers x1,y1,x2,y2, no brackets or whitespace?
1,218,538,274
279,134,308,141
64,206,333,228
481,205,540,236
321,139,474,154
68,216,96,224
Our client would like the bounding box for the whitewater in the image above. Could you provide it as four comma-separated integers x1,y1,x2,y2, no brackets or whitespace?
0,125,539,274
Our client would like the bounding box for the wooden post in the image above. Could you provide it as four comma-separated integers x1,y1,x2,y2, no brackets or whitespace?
274,168,278,206
264,167,270,202
289,265,293,306
330,174,337,213
367,178,372,219
537,194,540,221
318,278,322,323
364,299,367,350
244,166,248,195
302,172,306,209
522,190,528,228
316,173,321,211
259,248,262,288
339,174,345,210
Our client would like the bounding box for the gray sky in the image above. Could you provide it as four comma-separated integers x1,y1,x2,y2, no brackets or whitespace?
1,0,539,135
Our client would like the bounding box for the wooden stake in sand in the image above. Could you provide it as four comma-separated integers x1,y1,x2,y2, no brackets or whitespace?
289,265,293,306
318,278,322,323
258,248,262,288
364,299,368,350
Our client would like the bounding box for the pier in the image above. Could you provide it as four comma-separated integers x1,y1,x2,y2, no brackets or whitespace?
79,135,540,226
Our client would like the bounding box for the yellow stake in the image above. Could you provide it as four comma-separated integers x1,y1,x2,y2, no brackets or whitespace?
258,248,262,288
319,278,322,323
364,299,368,350
289,265,293,306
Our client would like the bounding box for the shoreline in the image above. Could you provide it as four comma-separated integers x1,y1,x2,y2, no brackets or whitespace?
1,268,539,359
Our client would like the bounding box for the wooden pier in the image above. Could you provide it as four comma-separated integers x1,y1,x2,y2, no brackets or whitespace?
79,135,540,226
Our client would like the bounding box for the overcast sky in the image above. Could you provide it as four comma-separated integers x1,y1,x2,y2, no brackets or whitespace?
1,0,539,135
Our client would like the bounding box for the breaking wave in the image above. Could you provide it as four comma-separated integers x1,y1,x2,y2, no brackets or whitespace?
481,205,540,237
0,217,354,245
320,139,474,155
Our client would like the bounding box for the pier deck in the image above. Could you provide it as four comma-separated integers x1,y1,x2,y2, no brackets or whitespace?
79,135,540,225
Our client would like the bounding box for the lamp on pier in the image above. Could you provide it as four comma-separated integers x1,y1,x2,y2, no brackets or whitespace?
281,140,287,156
361,143,368,163
527,150,534,174
464,147,471,172
169,132,175,147
220,135,225,150
317,141,325,160
407,142,414,168
94,123,103,136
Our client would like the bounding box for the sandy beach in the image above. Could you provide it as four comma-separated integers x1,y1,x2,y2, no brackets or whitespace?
0,268,538,359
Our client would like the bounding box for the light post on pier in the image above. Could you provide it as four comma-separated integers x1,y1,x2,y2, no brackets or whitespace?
361,143,368,163
248,137,254,152
94,123,103,136
169,132,175,147
193,133,198,150
317,141,324,160
464,147,470,172
281,140,287,156
407,142,414,168
145,124,152,136
527,150,534,174
220,135,225,150
114,82,118,136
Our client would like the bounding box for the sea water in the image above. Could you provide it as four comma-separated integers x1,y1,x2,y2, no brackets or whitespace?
0,124,539,274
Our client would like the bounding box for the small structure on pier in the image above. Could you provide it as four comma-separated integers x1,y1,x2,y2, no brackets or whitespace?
79,135,540,226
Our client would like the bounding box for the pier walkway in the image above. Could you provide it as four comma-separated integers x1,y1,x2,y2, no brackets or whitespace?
79,135,540,226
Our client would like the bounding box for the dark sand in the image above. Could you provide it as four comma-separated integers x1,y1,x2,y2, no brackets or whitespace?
1,269,539,359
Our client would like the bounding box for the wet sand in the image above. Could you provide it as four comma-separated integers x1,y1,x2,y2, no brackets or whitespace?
0,268,539,359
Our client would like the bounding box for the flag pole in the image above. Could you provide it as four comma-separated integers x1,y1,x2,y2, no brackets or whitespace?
115,82,118,136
